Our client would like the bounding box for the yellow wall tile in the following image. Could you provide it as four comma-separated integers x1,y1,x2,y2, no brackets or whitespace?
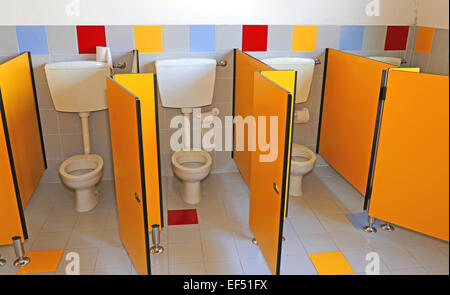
292,25,318,51
415,26,435,54
134,25,163,53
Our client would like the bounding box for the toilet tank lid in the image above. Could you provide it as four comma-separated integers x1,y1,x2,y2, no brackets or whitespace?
156,58,216,67
45,61,109,70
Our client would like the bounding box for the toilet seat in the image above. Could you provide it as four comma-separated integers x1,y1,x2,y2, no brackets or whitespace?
291,143,316,165
171,150,213,205
59,154,104,182
172,150,212,173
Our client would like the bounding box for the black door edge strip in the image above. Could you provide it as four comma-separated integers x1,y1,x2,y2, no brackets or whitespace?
316,48,329,154
276,93,294,275
136,99,152,275
364,70,389,211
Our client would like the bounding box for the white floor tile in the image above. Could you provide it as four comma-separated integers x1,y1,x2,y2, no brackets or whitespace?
30,231,71,251
205,260,244,275
299,232,339,253
281,236,306,256
66,229,104,249
289,216,326,235
57,248,99,272
391,267,429,275
280,253,318,275
406,245,449,267
330,231,372,252
199,223,235,241
197,206,229,224
94,267,132,275
95,247,132,269
168,224,201,244
74,213,109,231
241,257,271,275
425,265,449,275
375,246,421,270
41,215,77,233
317,214,357,232
341,250,389,273
168,242,204,264
202,239,239,262
169,262,205,275
234,238,264,260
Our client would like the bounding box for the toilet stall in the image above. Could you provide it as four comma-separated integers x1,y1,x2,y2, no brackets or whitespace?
0,53,47,245
317,48,449,241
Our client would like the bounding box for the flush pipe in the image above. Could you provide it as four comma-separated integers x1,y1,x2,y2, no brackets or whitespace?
78,112,91,155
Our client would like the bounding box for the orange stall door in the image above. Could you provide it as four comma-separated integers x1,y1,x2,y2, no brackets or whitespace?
369,71,449,241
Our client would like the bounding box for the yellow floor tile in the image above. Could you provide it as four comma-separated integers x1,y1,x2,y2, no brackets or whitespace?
308,251,354,275
17,250,64,274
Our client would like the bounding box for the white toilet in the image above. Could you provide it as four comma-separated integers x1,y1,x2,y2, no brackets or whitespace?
263,57,318,197
45,61,110,212
155,58,216,205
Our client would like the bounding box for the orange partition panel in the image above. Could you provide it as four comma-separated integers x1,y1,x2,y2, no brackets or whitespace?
0,105,24,245
369,71,449,241
0,53,45,208
114,74,163,228
249,72,294,275
107,77,151,275
233,49,272,185
318,49,396,195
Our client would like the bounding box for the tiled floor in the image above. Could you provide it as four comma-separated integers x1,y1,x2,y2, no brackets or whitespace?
0,160,448,275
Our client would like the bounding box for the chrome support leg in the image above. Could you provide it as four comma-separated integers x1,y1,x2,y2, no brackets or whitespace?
150,225,164,254
381,223,395,231
252,238,258,245
12,236,30,267
363,216,377,233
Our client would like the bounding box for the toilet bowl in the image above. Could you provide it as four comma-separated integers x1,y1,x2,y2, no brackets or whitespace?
59,154,104,212
290,144,317,197
171,150,212,204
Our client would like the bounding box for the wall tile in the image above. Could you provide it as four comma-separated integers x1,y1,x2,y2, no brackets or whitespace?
46,26,78,55
362,26,387,51
384,26,409,50
339,26,365,51
428,56,449,76
430,29,449,58
316,26,341,50
134,25,163,53
105,25,134,56
292,26,317,52
415,26,435,54
16,26,49,54
36,82,54,110
216,25,242,50
76,26,106,54
40,109,59,135
242,25,268,52
411,51,430,71
0,26,19,55
162,25,189,52
57,112,81,134
43,134,62,160
61,133,84,158
190,25,216,52
267,25,293,51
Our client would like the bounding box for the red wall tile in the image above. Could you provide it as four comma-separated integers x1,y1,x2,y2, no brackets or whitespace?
76,26,106,54
242,25,268,52
384,26,410,51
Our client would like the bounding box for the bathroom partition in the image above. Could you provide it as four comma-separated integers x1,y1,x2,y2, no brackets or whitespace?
232,49,272,185
368,70,449,241
106,73,163,275
317,49,397,196
0,52,46,245
233,49,297,274
250,71,295,275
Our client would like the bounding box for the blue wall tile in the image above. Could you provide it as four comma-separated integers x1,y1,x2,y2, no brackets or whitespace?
16,26,49,54
339,26,365,51
189,25,216,52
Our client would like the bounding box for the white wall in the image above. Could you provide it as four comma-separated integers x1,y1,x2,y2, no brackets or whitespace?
417,0,449,29
0,0,417,25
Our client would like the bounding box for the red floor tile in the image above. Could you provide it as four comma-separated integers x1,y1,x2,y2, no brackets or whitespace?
168,209,199,226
